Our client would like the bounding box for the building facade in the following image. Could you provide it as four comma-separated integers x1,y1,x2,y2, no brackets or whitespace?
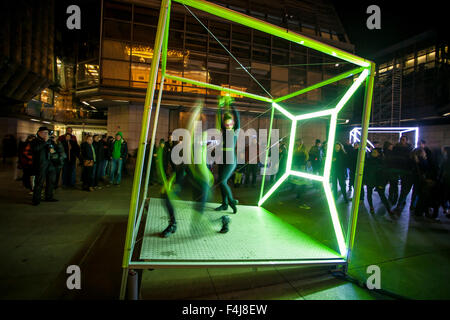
74,0,358,151
370,30,450,147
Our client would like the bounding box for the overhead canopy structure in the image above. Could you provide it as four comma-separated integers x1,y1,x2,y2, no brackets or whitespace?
119,0,376,299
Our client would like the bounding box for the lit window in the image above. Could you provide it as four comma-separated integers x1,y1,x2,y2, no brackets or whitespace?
417,55,426,65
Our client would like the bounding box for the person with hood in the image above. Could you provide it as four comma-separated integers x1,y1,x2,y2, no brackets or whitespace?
31,127,59,205
109,131,128,186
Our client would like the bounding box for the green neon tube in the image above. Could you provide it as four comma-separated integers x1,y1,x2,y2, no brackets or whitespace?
322,180,347,256
120,0,171,300
258,172,289,206
161,3,171,75
285,120,297,171
272,102,294,120
275,67,365,103
346,63,376,262
164,73,273,102
288,170,324,182
174,0,370,67
259,105,275,204
335,69,369,113
295,108,334,121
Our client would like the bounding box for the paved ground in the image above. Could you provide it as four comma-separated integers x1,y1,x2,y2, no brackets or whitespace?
0,161,449,299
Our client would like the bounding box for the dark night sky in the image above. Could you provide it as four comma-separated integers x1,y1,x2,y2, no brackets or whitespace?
329,0,448,58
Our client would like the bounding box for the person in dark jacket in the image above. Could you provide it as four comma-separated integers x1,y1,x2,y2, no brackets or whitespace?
81,135,96,191
331,142,350,203
411,148,439,218
61,133,80,187
164,133,176,175
309,139,323,176
19,135,36,193
439,147,450,219
99,135,110,180
109,132,128,186
93,134,105,188
391,135,414,212
52,135,67,189
31,127,59,205
363,148,393,215
348,142,360,194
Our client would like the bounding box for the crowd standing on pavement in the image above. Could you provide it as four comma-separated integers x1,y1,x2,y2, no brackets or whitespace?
2,128,450,220
1,127,128,205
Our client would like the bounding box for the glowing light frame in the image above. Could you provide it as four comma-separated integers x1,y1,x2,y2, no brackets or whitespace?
120,0,376,299
349,127,419,149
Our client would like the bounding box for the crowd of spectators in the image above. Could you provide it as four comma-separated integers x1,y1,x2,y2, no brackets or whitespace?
2,127,128,205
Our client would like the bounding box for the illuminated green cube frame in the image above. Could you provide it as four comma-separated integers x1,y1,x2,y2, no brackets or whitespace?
119,0,376,298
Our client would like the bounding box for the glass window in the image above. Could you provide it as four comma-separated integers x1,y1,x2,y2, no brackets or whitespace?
184,53,206,77
230,59,250,77
290,51,306,65
273,38,289,50
133,5,158,25
102,40,130,61
272,50,288,65
129,44,155,64
208,71,228,86
185,34,207,52
232,25,251,42
251,62,270,79
210,20,230,39
186,15,208,35
252,46,270,63
40,89,52,104
168,30,184,50
131,62,150,84
231,42,250,59
289,67,306,85
170,14,185,31
427,51,435,62
208,56,229,72
103,20,131,40
272,66,288,81
405,58,415,68
271,80,288,96
417,54,426,65
253,30,270,47
249,78,270,96
301,23,316,36
102,59,130,81
133,24,156,44
104,1,131,21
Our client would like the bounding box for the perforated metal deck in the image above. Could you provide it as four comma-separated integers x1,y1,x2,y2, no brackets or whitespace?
139,198,342,263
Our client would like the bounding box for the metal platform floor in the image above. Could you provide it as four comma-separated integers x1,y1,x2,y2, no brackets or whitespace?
139,198,342,265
